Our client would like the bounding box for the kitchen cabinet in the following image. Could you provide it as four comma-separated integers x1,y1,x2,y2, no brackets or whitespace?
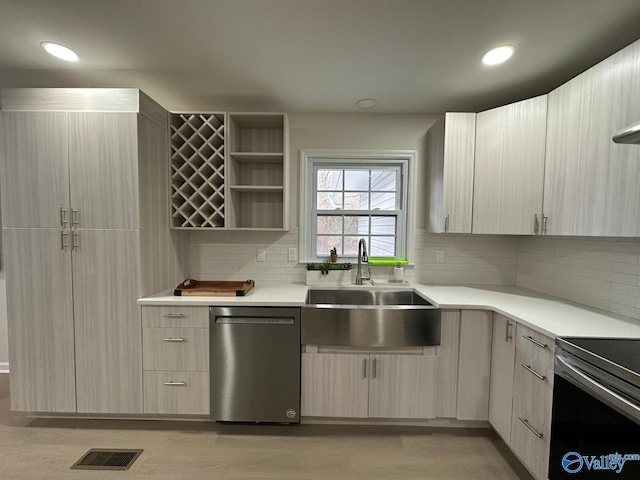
426,113,476,233
0,88,186,414
435,310,461,418
543,40,640,236
301,350,437,419
170,112,290,230
488,313,516,442
456,310,493,420
141,305,209,415
472,95,547,234
510,324,554,480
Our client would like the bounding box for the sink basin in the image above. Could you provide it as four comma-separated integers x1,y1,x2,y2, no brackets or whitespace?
302,288,440,348
306,289,433,306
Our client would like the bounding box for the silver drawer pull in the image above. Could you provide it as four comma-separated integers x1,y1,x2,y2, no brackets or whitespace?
519,417,543,438
521,363,546,381
163,313,185,318
523,335,548,349
164,381,186,386
163,338,185,342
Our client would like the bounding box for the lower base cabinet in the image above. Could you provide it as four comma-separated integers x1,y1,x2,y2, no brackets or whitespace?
143,371,209,415
301,352,437,419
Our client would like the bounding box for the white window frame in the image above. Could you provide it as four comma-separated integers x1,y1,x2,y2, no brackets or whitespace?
299,149,417,263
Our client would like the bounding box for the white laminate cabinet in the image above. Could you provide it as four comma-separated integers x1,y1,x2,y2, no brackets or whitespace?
368,354,437,419
473,96,548,234
488,313,516,442
3,228,76,412
456,310,493,420
435,310,461,418
0,88,186,414
301,353,369,418
142,327,209,372
426,113,476,233
143,371,210,415
543,40,640,236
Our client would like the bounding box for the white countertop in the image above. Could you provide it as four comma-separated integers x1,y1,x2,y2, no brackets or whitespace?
139,282,640,340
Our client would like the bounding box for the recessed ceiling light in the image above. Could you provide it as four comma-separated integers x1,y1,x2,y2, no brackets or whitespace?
355,98,378,109
482,46,515,66
40,42,79,62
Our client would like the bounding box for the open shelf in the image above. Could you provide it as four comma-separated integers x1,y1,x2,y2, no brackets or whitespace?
229,186,284,193
229,152,283,162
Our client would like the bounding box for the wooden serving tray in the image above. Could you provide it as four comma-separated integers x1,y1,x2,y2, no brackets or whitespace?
173,279,255,297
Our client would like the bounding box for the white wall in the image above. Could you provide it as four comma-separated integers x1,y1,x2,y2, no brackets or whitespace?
188,113,520,286
517,237,640,321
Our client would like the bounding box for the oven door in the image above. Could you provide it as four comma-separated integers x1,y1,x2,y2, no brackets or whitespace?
549,350,640,479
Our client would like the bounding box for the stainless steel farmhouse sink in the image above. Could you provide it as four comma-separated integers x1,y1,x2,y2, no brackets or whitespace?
302,289,441,348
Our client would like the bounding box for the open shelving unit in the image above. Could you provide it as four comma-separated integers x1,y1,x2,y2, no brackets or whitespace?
169,111,289,230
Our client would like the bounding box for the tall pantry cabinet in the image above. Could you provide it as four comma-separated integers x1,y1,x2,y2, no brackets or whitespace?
0,89,185,413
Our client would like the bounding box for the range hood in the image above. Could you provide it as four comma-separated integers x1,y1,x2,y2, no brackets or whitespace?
612,121,640,144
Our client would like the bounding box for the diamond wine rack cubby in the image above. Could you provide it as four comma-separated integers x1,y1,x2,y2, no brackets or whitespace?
170,112,289,230
170,113,226,228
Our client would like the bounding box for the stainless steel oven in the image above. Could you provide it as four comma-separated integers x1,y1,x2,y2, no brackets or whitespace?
550,338,640,479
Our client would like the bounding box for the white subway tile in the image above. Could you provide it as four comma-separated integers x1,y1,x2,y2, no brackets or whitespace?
611,283,640,298
612,262,640,276
589,269,637,286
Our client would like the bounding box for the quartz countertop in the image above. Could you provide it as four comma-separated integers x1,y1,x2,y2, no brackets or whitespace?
139,282,640,340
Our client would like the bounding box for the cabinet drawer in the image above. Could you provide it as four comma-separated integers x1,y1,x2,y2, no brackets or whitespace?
513,356,553,427
142,306,209,328
511,403,550,480
143,371,209,415
516,325,554,369
143,328,209,371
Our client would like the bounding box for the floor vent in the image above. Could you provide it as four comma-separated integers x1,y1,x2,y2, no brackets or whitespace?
71,449,143,471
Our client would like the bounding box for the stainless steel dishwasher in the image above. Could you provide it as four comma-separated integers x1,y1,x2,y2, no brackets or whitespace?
209,306,300,423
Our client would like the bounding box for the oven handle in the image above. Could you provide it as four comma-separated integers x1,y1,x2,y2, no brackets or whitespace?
556,354,640,423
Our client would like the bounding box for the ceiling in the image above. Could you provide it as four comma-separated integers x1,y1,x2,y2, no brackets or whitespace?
1,0,640,113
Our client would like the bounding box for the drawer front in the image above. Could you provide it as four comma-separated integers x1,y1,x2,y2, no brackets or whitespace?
142,306,209,328
511,402,550,480
143,327,209,371
143,371,209,415
516,324,554,370
514,350,553,426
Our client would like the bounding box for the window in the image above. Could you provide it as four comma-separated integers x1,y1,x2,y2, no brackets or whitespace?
300,150,416,262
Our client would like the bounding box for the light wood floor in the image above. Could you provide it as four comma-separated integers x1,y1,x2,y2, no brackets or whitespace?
0,374,532,479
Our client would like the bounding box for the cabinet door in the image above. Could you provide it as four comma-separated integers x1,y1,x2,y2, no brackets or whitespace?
456,310,492,420
73,229,143,414
4,228,76,412
473,96,547,234
488,313,516,442
435,310,461,418
426,113,476,233
68,113,140,229
301,353,369,418
0,112,69,228
368,354,437,419
543,42,640,236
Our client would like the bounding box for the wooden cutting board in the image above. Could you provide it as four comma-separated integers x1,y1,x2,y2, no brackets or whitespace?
173,279,255,297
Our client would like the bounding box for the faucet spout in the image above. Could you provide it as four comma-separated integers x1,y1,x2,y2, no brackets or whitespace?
355,238,371,285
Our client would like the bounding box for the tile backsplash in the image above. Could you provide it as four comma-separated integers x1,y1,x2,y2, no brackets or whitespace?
516,237,640,321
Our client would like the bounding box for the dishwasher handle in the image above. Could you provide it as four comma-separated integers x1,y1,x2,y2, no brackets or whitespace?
215,316,295,325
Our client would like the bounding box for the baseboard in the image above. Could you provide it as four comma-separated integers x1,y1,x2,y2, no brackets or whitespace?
0,362,9,373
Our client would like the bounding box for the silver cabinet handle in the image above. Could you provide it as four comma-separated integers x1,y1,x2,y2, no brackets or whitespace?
444,214,450,233
519,417,543,438
163,313,185,318
523,335,548,349
60,229,69,250
542,215,548,235
505,321,513,342
534,214,539,234
72,231,79,251
363,358,367,379
373,358,377,379
164,381,186,386
521,363,546,381
163,338,185,342
60,207,68,228
71,208,79,228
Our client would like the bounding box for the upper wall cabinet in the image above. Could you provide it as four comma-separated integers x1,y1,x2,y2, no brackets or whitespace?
170,111,290,231
543,40,640,236
472,95,547,235
426,112,476,233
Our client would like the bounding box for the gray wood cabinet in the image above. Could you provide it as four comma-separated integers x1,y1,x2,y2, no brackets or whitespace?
543,40,640,236
473,96,547,234
0,88,186,414
426,113,476,233
488,313,516,442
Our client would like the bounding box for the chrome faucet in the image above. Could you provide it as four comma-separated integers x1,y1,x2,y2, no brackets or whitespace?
355,238,371,285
